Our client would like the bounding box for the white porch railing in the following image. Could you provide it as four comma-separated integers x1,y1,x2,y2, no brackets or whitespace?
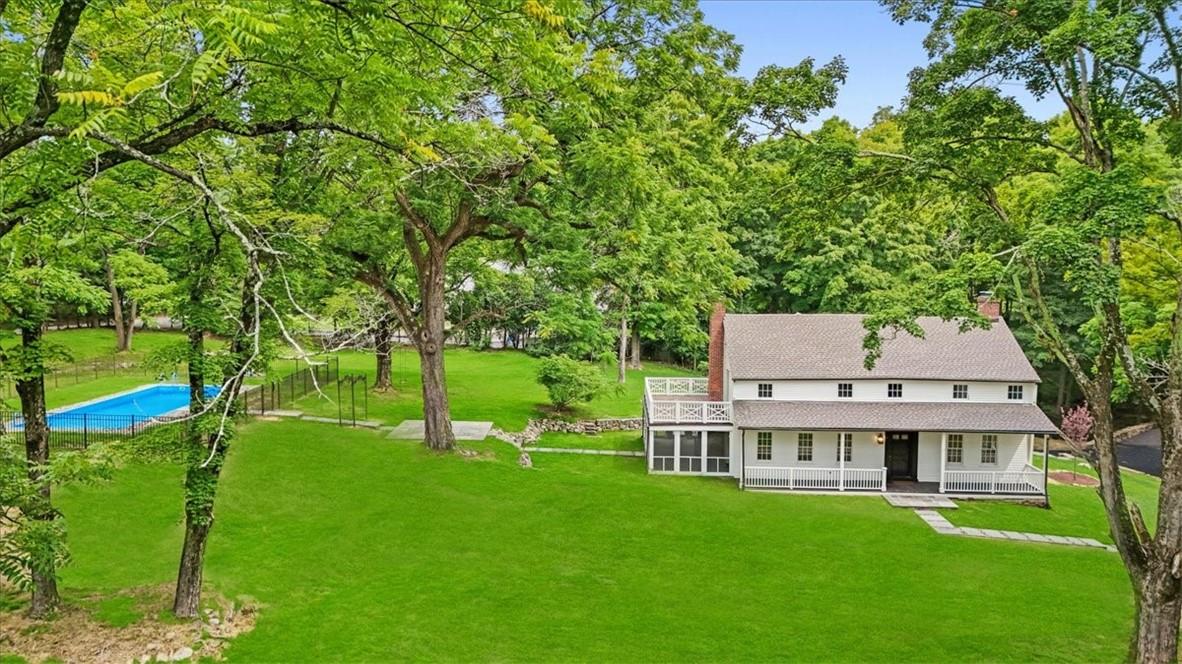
647,399,732,424
943,464,1045,495
744,466,887,491
644,377,731,424
645,377,708,396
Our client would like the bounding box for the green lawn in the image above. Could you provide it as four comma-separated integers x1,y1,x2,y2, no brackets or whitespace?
21,419,1133,662
293,348,693,429
946,455,1160,544
0,332,1149,661
535,430,644,451
41,328,186,361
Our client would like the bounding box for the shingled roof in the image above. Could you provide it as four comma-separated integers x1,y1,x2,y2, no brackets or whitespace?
734,400,1059,434
723,314,1040,383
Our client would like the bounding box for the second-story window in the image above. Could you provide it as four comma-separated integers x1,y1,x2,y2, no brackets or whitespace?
887,383,903,398
837,383,853,398
952,384,968,399
1007,385,1024,400
757,383,773,398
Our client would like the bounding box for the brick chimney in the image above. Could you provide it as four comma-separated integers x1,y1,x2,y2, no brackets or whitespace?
976,291,1001,321
707,302,726,400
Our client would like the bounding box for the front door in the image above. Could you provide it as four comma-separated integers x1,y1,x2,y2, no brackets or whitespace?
885,432,918,481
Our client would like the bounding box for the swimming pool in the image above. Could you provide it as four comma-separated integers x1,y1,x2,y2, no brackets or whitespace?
27,384,221,431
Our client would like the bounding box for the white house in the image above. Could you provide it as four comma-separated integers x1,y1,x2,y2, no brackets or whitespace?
642,298,1058,498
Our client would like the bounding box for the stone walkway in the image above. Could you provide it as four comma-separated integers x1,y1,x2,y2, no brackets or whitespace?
884,494,958,509
914,509,1117,552
529,447,644,457
386,419,493,441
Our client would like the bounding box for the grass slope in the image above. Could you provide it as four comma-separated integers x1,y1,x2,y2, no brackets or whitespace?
535,430,644,451
947,456,1160,544
295,348,692,429
49,420,1134,662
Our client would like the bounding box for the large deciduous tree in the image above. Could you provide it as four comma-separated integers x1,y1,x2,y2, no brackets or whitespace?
879,1,1182,660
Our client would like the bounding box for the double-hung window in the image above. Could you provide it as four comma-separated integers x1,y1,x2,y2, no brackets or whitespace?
981,434,998,464
836,432,853,462
946,434,963,463
756,431,772,461
797,433,813,462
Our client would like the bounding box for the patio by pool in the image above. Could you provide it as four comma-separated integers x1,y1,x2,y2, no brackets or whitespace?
33,384,221,431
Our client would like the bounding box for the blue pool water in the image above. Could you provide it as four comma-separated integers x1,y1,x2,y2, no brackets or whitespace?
37,384,221,430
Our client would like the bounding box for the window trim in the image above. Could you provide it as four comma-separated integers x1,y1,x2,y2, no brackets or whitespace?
757,382,773,399
946,434,963,464
837,382,853,398
797,432,814,462
952,384,968,400
887,382,903,398
836,432,853,463
981,434,998,465
756,431,772,461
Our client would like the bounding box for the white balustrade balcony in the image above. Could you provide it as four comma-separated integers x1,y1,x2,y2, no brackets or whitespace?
644,377,732,424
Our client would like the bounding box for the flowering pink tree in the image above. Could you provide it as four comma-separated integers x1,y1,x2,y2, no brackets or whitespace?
1060,403,1095,480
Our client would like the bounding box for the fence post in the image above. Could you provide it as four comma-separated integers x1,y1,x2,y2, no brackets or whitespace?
363,375,368,419
82,413,88,449
336,373,342,426
350,377,356,427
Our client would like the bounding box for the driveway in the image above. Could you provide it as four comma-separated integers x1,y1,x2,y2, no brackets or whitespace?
1117,427,1161,476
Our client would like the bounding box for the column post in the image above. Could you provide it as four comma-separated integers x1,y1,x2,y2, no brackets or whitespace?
839,432,846,491
673,431,681,474
700,430,707,474
939,432,948,493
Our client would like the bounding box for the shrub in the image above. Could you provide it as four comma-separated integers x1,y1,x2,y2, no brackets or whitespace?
536,355,607,411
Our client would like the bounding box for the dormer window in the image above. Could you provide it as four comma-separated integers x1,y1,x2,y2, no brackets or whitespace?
887,383,903,398
757,383,773,398
837,383,853,398
1007,385,1024,400
952,384,968,400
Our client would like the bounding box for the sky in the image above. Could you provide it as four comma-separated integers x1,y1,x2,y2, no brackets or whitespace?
699,0,1060,129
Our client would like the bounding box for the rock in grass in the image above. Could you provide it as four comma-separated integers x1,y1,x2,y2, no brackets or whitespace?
518,451,533,468
169,646,194,661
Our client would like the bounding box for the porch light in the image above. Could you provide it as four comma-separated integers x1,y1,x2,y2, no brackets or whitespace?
875,432,885,445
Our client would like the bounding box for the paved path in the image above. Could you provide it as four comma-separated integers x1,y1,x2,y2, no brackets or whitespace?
386,420,493,440
529,447,644,457
1117,427,1161,476
883,494,958,509
914,509,1116,552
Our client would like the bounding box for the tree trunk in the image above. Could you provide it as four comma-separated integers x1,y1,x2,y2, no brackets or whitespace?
374,315,393,391
1056,364,1068,412
1131,559,1182,663
617,313,628,384
105,259,130,352
418,253,455,450
15,326,59,618
172,325,213,618
172,258,251,618
629,324,641,370
124,299,137,352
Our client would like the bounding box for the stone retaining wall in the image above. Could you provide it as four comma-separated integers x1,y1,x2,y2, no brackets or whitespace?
491,417,643,448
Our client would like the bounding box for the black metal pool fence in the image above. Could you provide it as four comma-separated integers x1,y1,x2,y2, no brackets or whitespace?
0,357,371,449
